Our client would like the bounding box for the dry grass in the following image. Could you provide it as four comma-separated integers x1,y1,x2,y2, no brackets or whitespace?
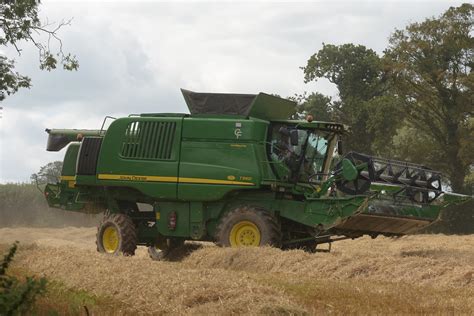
1,227,474,315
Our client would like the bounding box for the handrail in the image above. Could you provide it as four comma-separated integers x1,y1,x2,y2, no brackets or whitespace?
100,116,116,132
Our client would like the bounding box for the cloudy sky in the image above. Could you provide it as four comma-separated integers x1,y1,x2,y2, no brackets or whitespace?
0,0,465,183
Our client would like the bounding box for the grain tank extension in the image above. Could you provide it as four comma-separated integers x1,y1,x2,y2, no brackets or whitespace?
43,89,470,258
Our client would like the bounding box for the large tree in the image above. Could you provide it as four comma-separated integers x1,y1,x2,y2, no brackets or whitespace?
30,161,62,184
0,0,78,101
302,43,401,155
385,3,473,193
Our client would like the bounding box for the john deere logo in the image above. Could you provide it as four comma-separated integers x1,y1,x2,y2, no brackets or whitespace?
227,175,236,180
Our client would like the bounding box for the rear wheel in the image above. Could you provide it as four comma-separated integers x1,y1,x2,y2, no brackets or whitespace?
148,237,184,261
96,213,138,256
215,206,281,247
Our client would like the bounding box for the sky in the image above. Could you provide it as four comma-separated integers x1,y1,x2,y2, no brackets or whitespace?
0,0,465,183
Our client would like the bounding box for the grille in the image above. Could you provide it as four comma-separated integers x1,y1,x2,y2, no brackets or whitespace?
121,121,176,160
77,137,102,175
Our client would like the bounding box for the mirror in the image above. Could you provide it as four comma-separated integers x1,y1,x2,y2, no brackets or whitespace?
290,130,299,146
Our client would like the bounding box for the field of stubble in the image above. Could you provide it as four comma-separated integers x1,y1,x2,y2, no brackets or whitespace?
1,227,473,315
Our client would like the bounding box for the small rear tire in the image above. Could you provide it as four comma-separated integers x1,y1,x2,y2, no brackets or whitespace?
148,237,184,261
96,213,138,256
215,206,281,248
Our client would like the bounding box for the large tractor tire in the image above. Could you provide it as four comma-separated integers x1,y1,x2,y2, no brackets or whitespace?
96,213,138,256
148,237,184,261
215,206,281,247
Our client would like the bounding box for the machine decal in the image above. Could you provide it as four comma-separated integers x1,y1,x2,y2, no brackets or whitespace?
234,128,242,139
240,176,252,181
97,174,255,186
98,174,177,182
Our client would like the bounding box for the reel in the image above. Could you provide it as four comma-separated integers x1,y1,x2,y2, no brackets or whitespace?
335,152,443,204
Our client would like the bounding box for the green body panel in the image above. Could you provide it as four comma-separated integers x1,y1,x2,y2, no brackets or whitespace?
177,117,268,200
95,116,183,200
155,202,190,237
61,143,80,176
279,196,369,229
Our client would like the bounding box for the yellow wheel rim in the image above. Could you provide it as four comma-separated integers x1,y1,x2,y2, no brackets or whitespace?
102,226,119,253
229,221,261,247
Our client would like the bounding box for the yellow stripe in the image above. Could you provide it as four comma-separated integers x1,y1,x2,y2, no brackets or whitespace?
97,174,254,186
60,176,76,181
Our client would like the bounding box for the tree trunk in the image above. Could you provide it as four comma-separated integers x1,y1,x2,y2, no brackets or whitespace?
450,158,467,193
445,120,468,194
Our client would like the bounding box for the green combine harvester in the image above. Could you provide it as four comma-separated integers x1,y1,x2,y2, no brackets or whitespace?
43,89,469,259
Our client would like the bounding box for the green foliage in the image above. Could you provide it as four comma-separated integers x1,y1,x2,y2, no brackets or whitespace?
0,243,47,315
302,44,399,155
30,161,63,185
0,55,31,100
364,95,404,157
385,3,473,193
292,92,333,122
0,0,79,100
303,43,385,100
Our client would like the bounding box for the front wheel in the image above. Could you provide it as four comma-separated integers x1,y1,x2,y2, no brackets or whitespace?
96,213,138,256
215,206,281,247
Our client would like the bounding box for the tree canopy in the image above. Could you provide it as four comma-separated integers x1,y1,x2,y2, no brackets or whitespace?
385,3,473,193
302,43,400,155
0,0,78,101
30,161,62,184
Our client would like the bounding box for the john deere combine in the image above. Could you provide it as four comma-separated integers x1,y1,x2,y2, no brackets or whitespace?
43,89,469,259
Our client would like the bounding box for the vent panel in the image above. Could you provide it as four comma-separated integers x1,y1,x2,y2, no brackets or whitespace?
121,121,176,160
77,137,102,175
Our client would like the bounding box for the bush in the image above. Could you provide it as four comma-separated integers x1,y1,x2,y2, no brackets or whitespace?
0,243,46,315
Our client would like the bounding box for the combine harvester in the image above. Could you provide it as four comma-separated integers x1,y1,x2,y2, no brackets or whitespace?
43,90,470,259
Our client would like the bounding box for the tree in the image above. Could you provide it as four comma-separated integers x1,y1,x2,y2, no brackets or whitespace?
292,91,333,122
30,161,62,184
302,43,401,155
385,3,473,193
303,43,385,101
0,0,78,101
